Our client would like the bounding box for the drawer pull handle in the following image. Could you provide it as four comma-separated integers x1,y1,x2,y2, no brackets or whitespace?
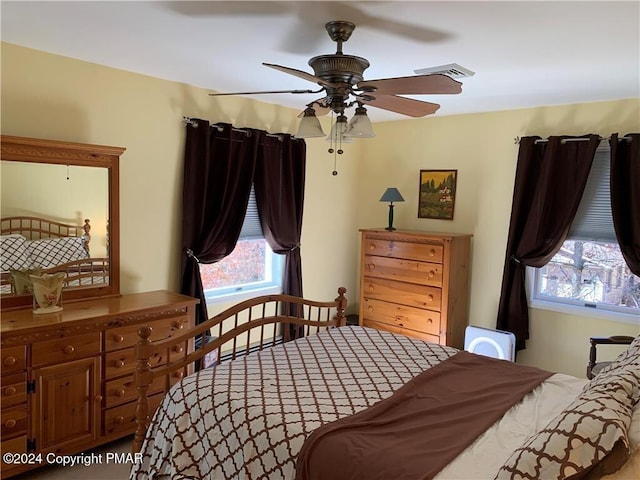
3,356,16,367
174,371,184,379
171,321,184,329
427,318,433,324
4,419,16,429
114,360,125,368
369,242,376,251
367,284,374,292
115,388,126,397
429,248,436,257
368,264,376,271
115,416,125,424
95,395,103,403
428,270,435,279
113,335,124,343
427,294,434,302
3,387,17,396
173,345,184,353
367,306,373,312
63,345,75,354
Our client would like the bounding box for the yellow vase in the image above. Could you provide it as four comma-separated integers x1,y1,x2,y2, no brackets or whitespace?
30,273,66,314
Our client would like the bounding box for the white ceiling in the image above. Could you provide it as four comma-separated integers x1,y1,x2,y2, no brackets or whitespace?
2,1,639,122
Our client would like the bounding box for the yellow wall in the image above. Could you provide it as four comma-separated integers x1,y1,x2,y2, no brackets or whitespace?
0,42,360,312
358,101,640,376
1,43,638,377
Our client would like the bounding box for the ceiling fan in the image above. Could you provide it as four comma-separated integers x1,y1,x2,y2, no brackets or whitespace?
209,20,464,139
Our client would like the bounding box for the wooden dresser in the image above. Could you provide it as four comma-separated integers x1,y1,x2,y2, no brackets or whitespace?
359,229,472,349
0,290,197,477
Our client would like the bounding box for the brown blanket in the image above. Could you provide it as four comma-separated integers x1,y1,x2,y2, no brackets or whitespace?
295,350,553,480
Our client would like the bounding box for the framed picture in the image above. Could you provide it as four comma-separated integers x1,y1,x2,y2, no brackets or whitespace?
418,169,458,220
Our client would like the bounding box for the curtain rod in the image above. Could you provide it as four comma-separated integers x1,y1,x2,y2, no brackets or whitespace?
182,116,284,140
514,135,632,144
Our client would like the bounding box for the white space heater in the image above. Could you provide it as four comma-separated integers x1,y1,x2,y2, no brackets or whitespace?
464,326,516,362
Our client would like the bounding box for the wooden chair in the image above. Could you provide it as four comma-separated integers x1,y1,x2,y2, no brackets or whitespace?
587,335,635,379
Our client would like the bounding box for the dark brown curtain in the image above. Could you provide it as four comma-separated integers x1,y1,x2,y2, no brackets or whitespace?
610,133,640,276
180,121,260,324
254,135,306,338
497,135,599,350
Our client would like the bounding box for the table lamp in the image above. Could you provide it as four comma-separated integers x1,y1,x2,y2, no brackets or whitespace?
379,187,405,231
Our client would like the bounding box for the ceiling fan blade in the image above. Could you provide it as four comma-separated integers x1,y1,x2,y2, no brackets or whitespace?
297,97,331,117
209,88,320,96
263,63,340,89
360,95,440,117
358,74,462,96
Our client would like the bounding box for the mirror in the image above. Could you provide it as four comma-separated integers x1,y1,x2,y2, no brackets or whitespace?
0,135,123,310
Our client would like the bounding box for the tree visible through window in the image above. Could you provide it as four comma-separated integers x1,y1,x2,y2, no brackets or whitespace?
200,239,268,289
535,240,639,311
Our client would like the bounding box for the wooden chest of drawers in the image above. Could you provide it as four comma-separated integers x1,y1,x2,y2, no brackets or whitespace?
359,229,472,348
0,290,198,477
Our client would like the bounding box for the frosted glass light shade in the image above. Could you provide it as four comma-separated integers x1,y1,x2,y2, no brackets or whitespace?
345,105,375,138
325,114,353,143
296,108,325,138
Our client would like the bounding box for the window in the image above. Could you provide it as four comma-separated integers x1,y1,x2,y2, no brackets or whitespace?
199,186,283,303
528,143,640,323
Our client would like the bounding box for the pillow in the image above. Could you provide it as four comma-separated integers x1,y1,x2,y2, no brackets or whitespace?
27,236,89,269
495,371,636,480
594,335,640,380
0,234,33,272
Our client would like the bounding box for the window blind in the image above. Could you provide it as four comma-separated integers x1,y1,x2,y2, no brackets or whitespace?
568,144,616,243
239,185,263,239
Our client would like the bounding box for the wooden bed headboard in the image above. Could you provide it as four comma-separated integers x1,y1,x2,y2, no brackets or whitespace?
133,288,348,452
1,216,91,253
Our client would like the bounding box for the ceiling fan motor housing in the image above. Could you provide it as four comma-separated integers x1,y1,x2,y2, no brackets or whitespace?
309,54,370,108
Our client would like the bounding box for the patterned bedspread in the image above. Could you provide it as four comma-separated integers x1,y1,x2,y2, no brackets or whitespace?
130,326,457,480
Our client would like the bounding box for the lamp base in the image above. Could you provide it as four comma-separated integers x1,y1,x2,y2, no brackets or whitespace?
386,204,396,231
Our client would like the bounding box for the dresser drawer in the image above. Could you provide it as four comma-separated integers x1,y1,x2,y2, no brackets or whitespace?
104,392,164,436
1,434,27,474
32,332,101,367
1,404,27,441
0,373,26,409
362,277,442,311
105,348,167,380
363,319,440,344
105,374,165,408
363,238,443,263
362,298,440,336
1,345,26,374
363,255,443,286
105,314,190,352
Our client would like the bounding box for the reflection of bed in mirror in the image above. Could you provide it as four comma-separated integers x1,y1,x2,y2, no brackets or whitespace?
0,134,123,310
0,215,109,295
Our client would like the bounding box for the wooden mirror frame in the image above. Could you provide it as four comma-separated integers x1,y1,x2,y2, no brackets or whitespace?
0,135,124,310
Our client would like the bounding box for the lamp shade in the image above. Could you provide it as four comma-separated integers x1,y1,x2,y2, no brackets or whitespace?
296,107,325,138
345,105,375,138
325,114,353,143
379,187,405,203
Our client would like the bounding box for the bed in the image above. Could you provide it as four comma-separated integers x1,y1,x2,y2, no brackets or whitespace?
131,288,640,480
0,215,109,294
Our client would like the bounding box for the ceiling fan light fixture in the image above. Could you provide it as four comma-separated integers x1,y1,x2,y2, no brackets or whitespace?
325,114,353,143
296,107,326,138
344,105,375,138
